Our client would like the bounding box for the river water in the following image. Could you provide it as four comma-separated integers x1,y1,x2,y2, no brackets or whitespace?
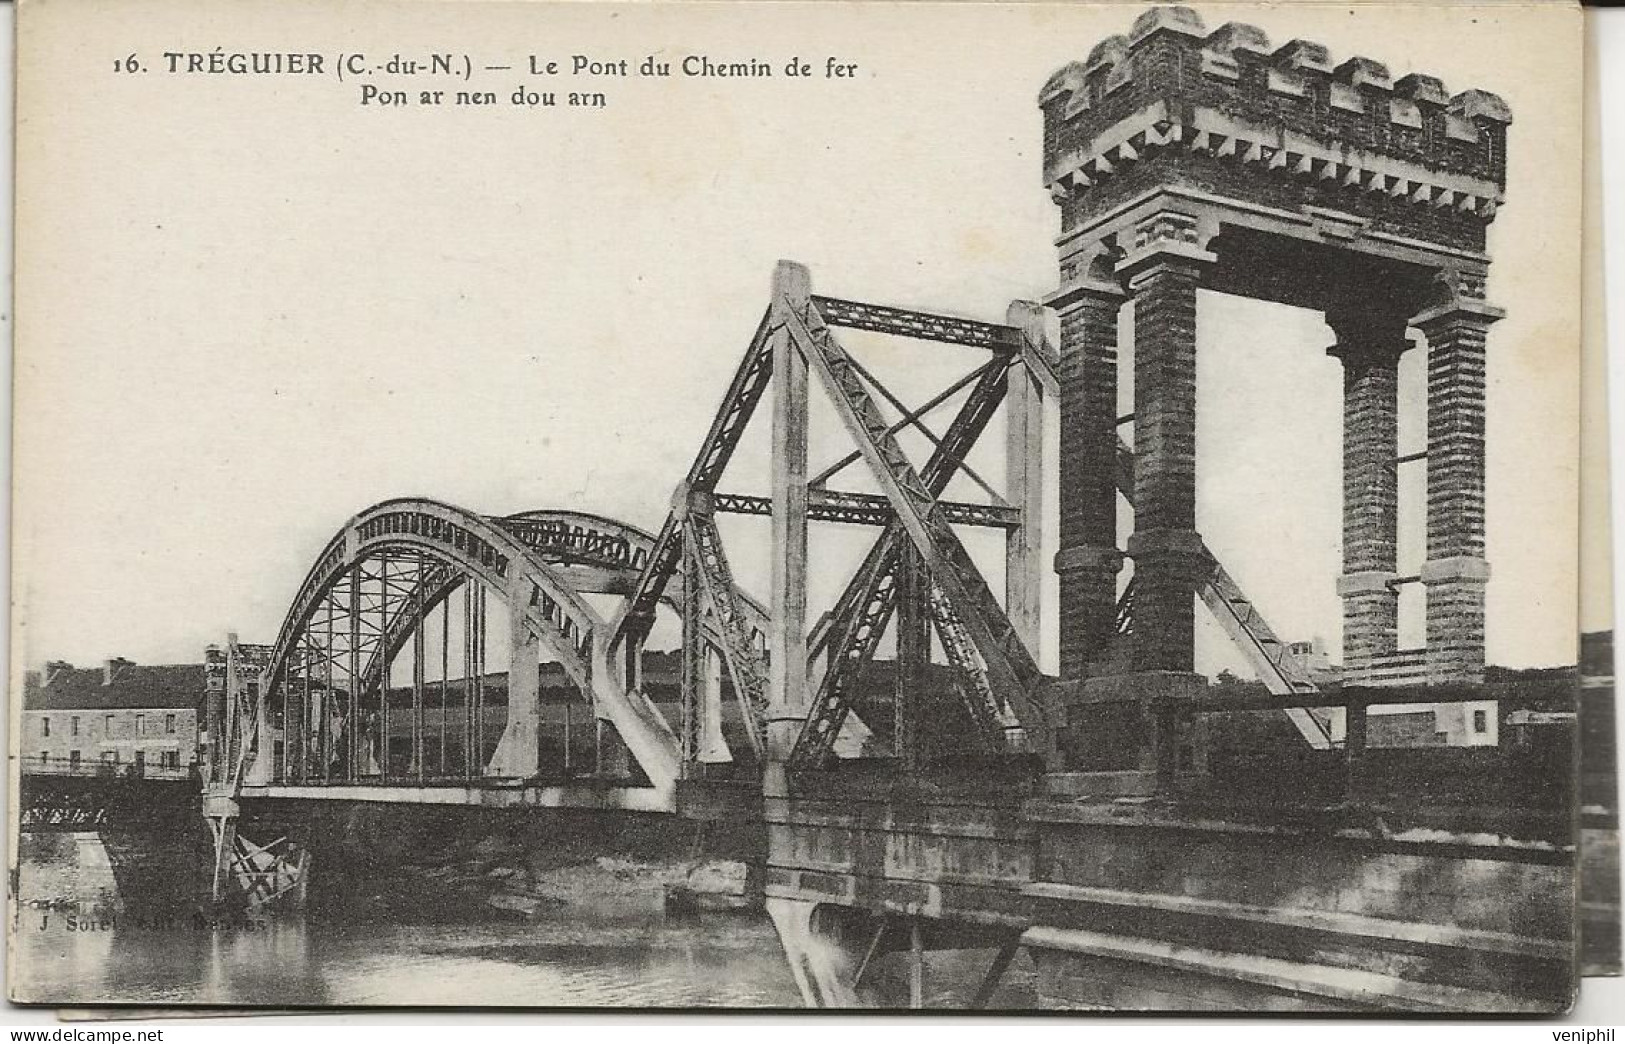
14,831,1039,1010
12,907,804,1008
12,833,803,1009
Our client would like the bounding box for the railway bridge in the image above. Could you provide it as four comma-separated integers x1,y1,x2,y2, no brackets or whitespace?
199,8,1576,1012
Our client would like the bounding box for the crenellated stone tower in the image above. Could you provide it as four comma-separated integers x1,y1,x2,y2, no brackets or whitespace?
1041,6,1510,762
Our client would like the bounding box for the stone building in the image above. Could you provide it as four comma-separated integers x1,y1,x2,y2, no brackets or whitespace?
20,658,203,776
1366,699,1498,747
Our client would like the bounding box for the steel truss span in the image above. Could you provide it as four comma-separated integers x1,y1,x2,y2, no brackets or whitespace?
212,266,1325,811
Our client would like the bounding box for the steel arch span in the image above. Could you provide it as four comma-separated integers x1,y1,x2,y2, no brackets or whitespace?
220,498,689,806
330,508,772,709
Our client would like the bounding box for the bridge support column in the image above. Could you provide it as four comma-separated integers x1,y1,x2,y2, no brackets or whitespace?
203,793,240,903
1414,274,1502,685
1055,213,1214,784
488,592,540,779
1119,212,1214,675
765,260,812,786
1329,309,1410,682
245,683,273,787
700,646,729,762
1005,300,1048,660
894,547,929,769
204,646,227,787
766,897,860,1008
1050,267,1126,678
210,818,237,903
73,835,119,910
1063,669,1204,786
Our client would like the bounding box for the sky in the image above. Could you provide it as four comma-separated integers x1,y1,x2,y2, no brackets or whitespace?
13,0,1585,678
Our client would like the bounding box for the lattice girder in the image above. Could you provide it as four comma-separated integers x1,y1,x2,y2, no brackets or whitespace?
611,310,777,655
684,511,771,756
792,357,1012,767
784,296,1056,765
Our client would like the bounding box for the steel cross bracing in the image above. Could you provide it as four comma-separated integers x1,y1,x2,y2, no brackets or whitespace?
808,359,1002,492
804,356,1013,670
226,833,307,908
924,585,1013,755
796,526,908,764
792,357,1012,767
358,504,600,687
611,310,777,657
1199,561,1335,747
711,490,1021,529
496,510,653,573
813,346,1017,752
811,295,1024,352
356,511,666,701
679,527,707,766
835,347,1010,508
684,511,770,756
590,286,1036,774
797,525,909,763
1109,436,1331,748
225,642,274,792
1116,577,1137,637
784,297,1057,765
1112,435,1317,690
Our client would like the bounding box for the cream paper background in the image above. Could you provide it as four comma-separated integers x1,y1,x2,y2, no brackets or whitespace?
12,1,1583,692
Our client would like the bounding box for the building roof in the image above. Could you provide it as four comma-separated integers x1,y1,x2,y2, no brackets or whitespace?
22,662,204,712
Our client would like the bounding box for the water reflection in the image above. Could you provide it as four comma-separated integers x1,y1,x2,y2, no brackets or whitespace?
14,840,802,1009
14,833,1042,1010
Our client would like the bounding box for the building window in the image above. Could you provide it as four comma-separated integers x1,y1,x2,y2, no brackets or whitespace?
162,750,179,770
105,714,114,735
69,751,81,769
1473,709,1488,734
71,716,80,737
41,717,49,738
165,714,176,735
101,751,118,765
38,751,48,765
135,714,146,736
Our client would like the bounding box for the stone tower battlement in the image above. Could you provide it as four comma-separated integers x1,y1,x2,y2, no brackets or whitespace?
1042,6,1509,725
1039,6,1510,254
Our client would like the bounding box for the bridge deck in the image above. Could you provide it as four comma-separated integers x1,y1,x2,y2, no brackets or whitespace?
238,782,668,812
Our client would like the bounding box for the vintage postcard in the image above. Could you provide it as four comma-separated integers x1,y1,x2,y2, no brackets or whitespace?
7,0,1598,1014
